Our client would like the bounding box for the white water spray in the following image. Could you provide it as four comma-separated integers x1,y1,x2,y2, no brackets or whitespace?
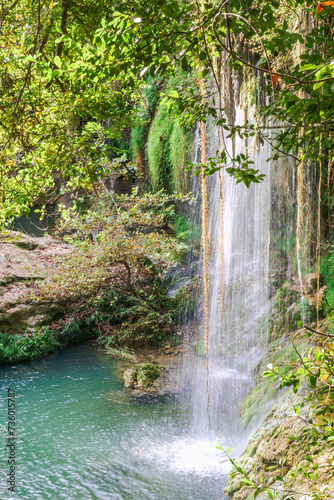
181,104,272,459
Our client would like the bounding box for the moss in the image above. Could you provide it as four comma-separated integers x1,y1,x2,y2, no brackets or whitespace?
123,363,161,389
239,280,308,432
136,363,160,387
239,374,279,431
147,104,175,192
130,125,146,158
147,102,191,193
170,121,191,193
239,334,305,430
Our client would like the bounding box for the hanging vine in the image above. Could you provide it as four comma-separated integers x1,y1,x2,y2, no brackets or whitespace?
327,133,332,227
296,16,306,316
199,75,211,429
218,110,225,315
316,149,322,327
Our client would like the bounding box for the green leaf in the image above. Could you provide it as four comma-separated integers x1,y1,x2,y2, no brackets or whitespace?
309,374,317,388
313,81,325,90
54,56,62,68
199,68,210,78
51,69,63,79
241,478,253,486
199,50,207,61
181,57,188,72
301,63,322,70
315,350,322,362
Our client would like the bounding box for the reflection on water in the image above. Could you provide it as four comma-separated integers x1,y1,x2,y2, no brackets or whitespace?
9,207,58,237
0,343,232,500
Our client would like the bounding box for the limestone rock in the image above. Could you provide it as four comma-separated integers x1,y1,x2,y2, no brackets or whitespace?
0,231,71,334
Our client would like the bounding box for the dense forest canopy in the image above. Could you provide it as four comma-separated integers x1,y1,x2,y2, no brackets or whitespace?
0,0,333,222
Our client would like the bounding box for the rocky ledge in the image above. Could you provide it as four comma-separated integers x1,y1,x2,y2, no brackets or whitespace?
0,231,71,335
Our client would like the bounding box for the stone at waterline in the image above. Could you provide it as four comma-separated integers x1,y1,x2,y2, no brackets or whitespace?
123,363,163,390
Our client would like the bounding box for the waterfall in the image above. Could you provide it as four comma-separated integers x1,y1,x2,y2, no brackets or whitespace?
180,103,272,457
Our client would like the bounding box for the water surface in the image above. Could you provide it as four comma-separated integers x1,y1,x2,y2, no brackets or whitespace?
0,343,232,500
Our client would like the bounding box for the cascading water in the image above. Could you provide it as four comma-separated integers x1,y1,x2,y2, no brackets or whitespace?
180,100,272,466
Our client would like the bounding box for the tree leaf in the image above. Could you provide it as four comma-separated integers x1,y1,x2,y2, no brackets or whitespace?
54,56,62,68
199,68,210,78
51,69,63,79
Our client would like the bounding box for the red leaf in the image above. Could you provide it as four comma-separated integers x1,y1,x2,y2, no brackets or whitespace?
272,74,279,86
317,1,334,13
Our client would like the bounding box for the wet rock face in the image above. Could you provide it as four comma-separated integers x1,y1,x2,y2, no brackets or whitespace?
290,273,327,308
225,387,334,499
123,363,163,392
0,231,71,334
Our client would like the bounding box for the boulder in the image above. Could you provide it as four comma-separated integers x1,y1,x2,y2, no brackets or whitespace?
123,363,163,392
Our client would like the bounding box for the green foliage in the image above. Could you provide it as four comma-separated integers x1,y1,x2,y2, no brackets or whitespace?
130,126,147,160
0,321,95,364
36,190,191,300
170,121,191,193
147,104,175,192
0,250,185,364
172,215,201,249
172,214,189,235
130,77,162,161
95,284,178,348
187,149,266,188
1,0,334,222
0,0,144,222
146,94,192,194
11,192,194,357
320,250,334,315
109,154,137,181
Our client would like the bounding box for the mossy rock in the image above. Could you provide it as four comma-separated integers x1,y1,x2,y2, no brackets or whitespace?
123,363,161,389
